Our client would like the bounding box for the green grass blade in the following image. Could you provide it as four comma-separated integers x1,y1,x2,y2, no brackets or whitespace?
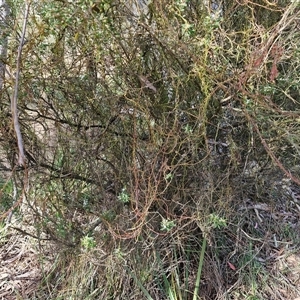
125,266,154,300
193,238,207,300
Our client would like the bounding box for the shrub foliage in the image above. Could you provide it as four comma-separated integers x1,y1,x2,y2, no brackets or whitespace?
1,0,300,298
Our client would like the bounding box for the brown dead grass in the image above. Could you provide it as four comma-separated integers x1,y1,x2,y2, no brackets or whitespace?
0,220,54,299
1,183,300,300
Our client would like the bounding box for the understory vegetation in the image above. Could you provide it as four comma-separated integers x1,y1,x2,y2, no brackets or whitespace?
1,0,300,299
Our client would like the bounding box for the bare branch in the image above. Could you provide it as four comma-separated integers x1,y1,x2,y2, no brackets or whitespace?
11,2,30,166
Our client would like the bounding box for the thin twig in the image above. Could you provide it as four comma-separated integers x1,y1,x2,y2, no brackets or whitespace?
11,2,31,166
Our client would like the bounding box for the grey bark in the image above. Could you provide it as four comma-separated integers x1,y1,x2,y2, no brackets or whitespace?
11,2,30,166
